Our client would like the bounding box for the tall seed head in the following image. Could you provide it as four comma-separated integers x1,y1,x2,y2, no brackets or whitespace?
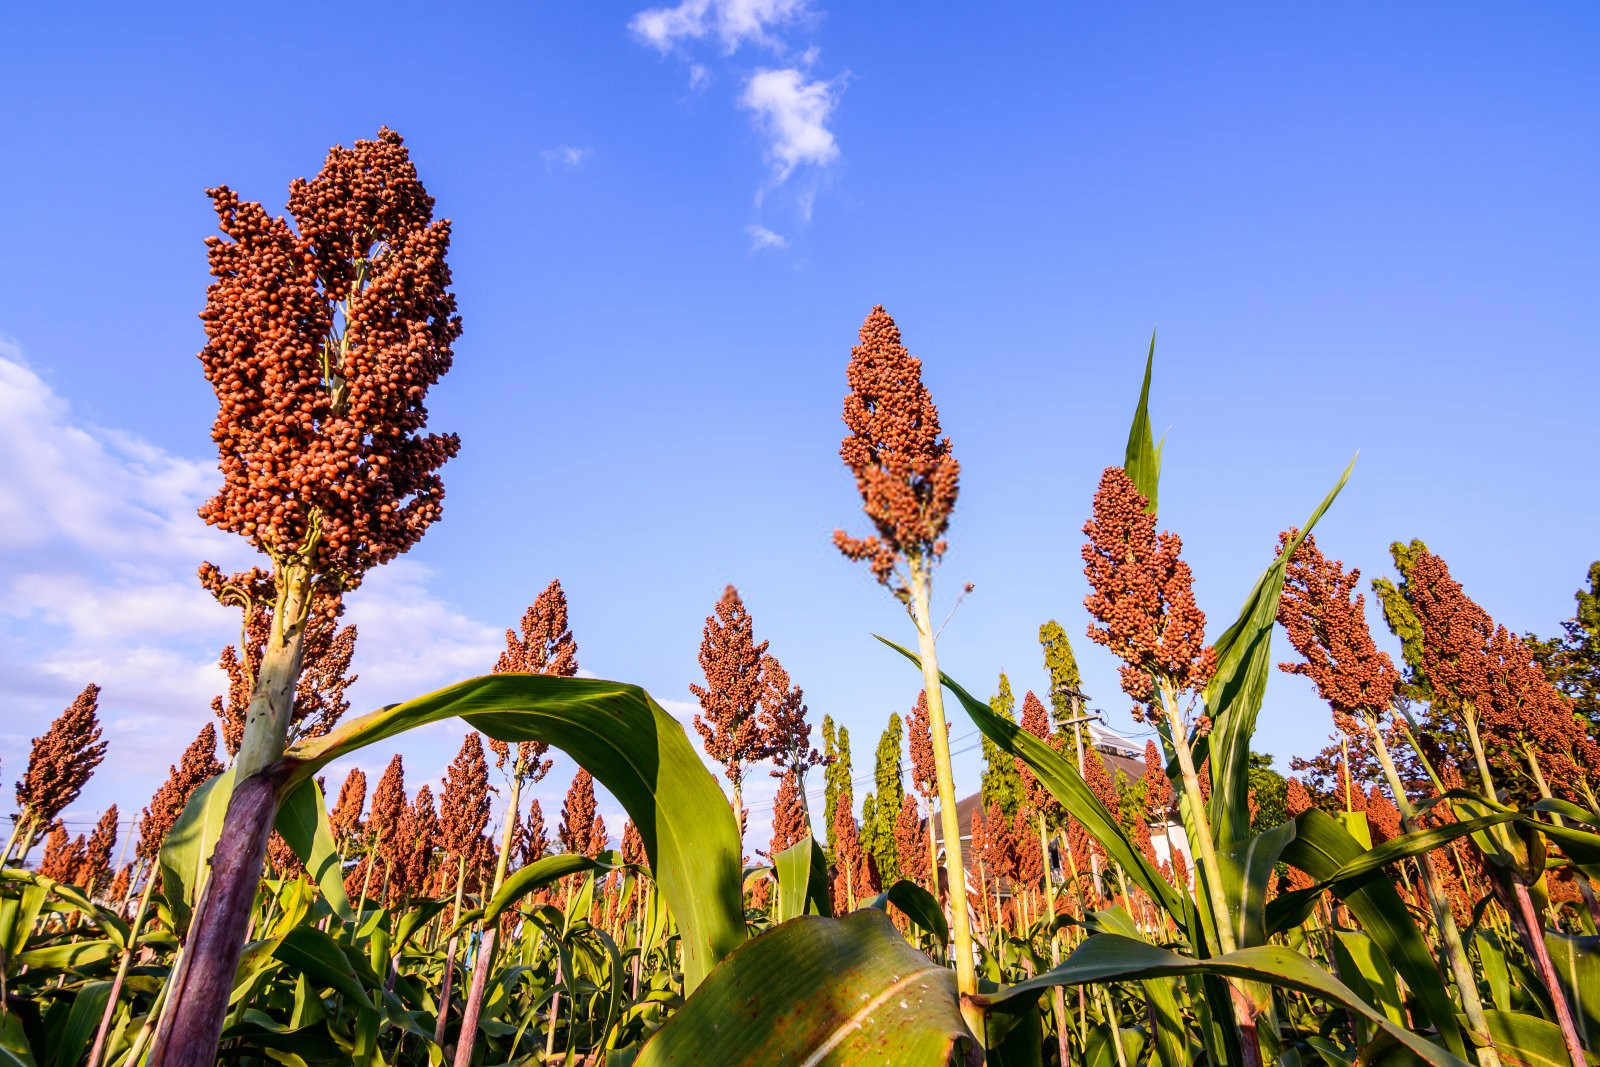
689,585,771,786
1081,467,1214,715
833,306,959,600
17,684,108,825
196,128,459,589
137,724,224,862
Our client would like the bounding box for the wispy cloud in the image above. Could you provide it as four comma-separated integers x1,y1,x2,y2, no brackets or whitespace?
744,224,788,251
740,68,840,184
629,0,810,54
628,0,841,240
541,145,591,170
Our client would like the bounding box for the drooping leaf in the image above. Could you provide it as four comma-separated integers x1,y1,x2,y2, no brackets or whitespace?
482,853,616,927
280,673,744,991
877,637,1181,920
273,924,373,1010
273,776,351,920
635,910,978,1066
981,933,1467,1067
867,880,948,946
1270,809,1469,1060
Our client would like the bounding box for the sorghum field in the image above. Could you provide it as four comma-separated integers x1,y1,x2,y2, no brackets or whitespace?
4,129,1598,1067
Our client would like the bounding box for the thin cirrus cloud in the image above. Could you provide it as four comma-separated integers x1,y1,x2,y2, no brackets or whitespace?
627,0,842,246
541,145,591,170
744,224,788,251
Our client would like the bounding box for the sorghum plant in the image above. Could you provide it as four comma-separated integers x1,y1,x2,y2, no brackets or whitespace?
153,127,459,1067
831,304,977,1022
8,684,107,862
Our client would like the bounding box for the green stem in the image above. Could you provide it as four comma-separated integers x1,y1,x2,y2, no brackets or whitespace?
1364,710,1500,1067
909,560,983,1040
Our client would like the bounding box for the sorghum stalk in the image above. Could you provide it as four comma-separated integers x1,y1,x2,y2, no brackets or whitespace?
1364,710,1500,1067
910,563,981,1033
452,772,522,1067
87,864,158,1067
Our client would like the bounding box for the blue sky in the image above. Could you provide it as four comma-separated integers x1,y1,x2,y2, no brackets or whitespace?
2,2,1596,848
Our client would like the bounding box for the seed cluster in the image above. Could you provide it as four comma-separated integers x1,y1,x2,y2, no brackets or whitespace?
1277,533,1400,733
559,768,604,857
440,733,493,868
17,684,107,826
137,724,224,862
907,691,936,800
329,767,367,844
1015,690,1059,820
769,767,808,857
1081,467,1215,715
689,585,773,787
490,578,579,782
196,128,460,588
893,794,929,886
1407,548,1591,785
833,306,960,599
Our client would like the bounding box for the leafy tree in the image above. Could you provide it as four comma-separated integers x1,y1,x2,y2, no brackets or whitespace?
1039,620,1086,732
871,713,904,881
821,716,853,860
1528,560,1600,742
980,673,1023,819
1247,752,1288,833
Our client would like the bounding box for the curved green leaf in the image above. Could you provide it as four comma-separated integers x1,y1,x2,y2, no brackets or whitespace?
982,933,1467,1067
867,880,948,947
274,776,351,920
774,837,832,923
157,767,234,933
1483,1009,1594,1067
1270,809,1468,1060
273,924,373,1010
280,673,744,991
482,852,616,927
636,910,977,1066
877,637,1181,920
0,869,130,949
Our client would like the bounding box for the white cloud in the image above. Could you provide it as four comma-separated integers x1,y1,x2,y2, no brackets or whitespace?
744,224,788,251
629,0,809,54
688,63,711,91
739,68,840,184
541,145,591,170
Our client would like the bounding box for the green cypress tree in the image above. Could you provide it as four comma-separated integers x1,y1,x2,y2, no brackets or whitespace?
859,792,878,870
1039,620,1085,731
871,713,904,881
980,673,1023,819
822,716,853,859
1529,561,1600,742
1371,538,1433,704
